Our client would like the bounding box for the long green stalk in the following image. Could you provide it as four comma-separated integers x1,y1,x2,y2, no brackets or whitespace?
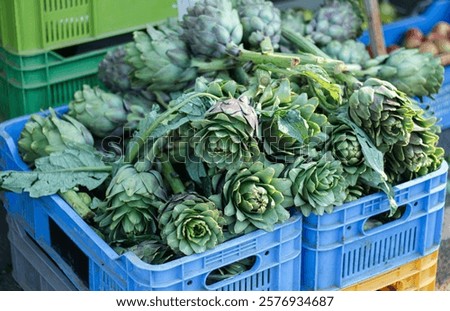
159,153,186,194
60,190,95,220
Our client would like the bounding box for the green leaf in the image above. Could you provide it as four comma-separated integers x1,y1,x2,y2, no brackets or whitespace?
277,109,309,143
338,116,387,180
0,148,111,198
360,168,398,216
126,93,216,163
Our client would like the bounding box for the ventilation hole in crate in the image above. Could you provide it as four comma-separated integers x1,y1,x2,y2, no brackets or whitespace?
264,251,269,256
215,269,270,291
206,256,256,286
341,225,418,278
363,205,407,232
52,31,136,57
186,280,193,286
49,217,89,288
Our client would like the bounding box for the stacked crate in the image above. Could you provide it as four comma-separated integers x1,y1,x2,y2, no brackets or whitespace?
0,0,177,119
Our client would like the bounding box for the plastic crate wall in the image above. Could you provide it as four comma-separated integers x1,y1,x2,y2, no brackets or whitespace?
0,0,177,55
0,111,302,290
343,250,439,291
7,214,81,291
359,0,450,129
301,161,447,291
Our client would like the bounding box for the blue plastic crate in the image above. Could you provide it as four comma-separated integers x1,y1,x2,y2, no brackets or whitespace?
359,0,450,129
301,161,447,291
0,108,302,291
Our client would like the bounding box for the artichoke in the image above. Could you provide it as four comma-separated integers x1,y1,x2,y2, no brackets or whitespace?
237,0,282,50
18,109,94,164
348,78,415,152
344,184,368,203
68,85,128,138
306,0,364,46
261,93,328,163
329,123,365,186
190,97,260,170
361,48,444,98
96,164,168,241
385,106,445,183
286,152,347,216
279,9,308,52
194,76,246,99
125,24,197,91
211,161,292,235
181,0,243,59
98,45,135,94
322,39,371,65
159,192,225,256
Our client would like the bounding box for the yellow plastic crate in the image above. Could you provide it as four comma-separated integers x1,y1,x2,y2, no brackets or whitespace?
342,251,438,291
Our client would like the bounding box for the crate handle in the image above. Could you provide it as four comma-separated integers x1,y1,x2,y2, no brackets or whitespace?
361,203,412,235
202,255,260,290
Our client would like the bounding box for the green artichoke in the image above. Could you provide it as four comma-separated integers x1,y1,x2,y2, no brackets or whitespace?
344,184,368,203
261,93,328,163
125,24,197,91
286,152,347,216
125,240,175,265
237,0,281,50
98,45,135,94
96,164,168,241
385,107,445,183
18,109,94,164
361,48,444,98
194,76,246,99
306,0,364,46
329,123,365,186
190,97,260,170
279,9,308,52
348,78,415,152
211,161,292,235
159,192,225,256
322,39,371,65
122,91,162,130
68,85,128,138
181,0,243,59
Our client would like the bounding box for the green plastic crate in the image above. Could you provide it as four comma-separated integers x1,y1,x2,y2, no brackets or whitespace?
0,0,177,55
0,37,119,119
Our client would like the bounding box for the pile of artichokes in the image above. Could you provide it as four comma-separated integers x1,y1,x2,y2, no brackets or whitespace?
9,0,445,266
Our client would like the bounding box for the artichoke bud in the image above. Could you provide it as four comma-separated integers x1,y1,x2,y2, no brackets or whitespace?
159,192,225,256
18,108,94,164
68,85,128,138
95,165,168,242
286,152,347,216
212,161,292,235
306,0,364,46
237,0,282,50
181,0,243,59
190,97,260,170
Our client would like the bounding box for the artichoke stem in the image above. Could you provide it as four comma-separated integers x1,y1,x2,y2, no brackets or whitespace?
159,153,186,194
192,58,233,73
60,190,95,220
281,27,330,59
236,47,346,75
335,73,363,91
236,48,301,68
